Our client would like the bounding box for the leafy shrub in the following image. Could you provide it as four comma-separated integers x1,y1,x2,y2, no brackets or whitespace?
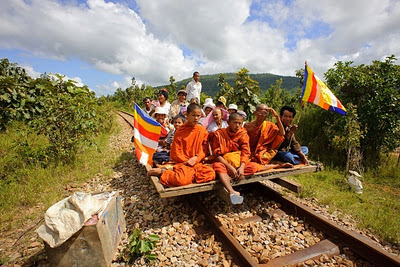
30,74,100,162
0,58,44,130
120,228,159,263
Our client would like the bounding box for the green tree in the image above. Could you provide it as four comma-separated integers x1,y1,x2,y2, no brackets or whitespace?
263,79,283,110
216,74,235,106
200,92,212,105
330,104,364,173
166,76,177,102
324,55,400,166
233,68,261,119
0,58,43,130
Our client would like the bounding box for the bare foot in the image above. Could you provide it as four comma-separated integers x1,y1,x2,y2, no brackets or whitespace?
147,168,165,177
231,190,241,196
280,162,294,168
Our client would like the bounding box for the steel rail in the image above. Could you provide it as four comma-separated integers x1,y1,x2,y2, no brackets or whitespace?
116,110,135,129
188,195,259,267
249,182,400,267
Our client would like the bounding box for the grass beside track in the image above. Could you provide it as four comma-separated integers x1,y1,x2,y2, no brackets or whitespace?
0,115,121,235
289,157,400,245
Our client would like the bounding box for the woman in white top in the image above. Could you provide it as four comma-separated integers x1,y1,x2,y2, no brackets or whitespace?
150,88,171,117
207,108,228,133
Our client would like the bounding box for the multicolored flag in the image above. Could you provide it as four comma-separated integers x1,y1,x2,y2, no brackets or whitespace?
133,102,161,166
301,63,346,115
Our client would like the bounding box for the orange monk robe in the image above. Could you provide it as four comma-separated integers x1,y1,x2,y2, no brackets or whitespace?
245,121,284,165
210,127,261,175
159,122,216,187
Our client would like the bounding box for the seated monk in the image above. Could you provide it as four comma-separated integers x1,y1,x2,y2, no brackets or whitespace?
211,113,288,204
244,104,293,168
147,103,216,187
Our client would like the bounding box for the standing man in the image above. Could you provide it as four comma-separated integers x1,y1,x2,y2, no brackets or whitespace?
186,71,202,104
275,106,309,165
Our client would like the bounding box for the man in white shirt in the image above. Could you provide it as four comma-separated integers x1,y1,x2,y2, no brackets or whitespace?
186,71,202,104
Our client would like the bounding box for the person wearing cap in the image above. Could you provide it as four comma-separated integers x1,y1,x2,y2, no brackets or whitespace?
216,96,227,109
228,104,238,114
186,72,202,104
152,107,170,165
150,88,171,117
153,107,169,136
203,98,215,117
237,110,247,120
170,90,189,118
199,98,215,124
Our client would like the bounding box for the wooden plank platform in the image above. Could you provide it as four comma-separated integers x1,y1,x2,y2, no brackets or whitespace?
148,164,320,198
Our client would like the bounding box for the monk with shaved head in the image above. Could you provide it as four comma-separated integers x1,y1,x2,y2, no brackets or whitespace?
244,104,293,168
148,103,216,186
210,112,282,204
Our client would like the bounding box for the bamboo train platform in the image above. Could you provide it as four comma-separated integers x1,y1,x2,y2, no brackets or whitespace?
147,163,323,198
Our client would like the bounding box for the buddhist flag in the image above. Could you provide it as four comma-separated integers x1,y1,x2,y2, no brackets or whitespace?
301,63,346,115
133,102,161,166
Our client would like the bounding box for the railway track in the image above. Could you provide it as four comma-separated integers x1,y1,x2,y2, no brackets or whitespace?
117,110,400,267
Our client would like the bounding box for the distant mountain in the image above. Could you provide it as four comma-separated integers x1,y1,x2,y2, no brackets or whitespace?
156,73,301,96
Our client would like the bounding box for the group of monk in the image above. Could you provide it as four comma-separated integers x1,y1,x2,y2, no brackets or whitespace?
147,102,309,204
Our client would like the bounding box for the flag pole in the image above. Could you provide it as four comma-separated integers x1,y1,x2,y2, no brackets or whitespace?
295,101,305,125
295,61,307,125
287,62,307,149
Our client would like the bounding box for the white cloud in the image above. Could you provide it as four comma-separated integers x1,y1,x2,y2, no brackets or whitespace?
0,0,196,86
136,0,296,75
20,65,85,88
21,65,41,79
1,0,399,94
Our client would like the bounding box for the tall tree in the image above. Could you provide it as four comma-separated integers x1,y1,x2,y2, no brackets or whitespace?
166,76,177,102
216,73,234,106
233,68,261,119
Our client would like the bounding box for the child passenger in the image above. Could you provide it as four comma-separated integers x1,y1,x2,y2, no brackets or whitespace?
210,113,261,204
147,103,216,187
152,107,169,165
166,114,185,149
152,114,185,166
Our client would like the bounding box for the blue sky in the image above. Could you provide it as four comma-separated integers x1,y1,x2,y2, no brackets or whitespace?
1,0,399,95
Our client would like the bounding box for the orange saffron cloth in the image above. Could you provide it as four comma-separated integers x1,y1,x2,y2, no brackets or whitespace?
245,121,284,165
160,122,216,187
210,127,261,175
